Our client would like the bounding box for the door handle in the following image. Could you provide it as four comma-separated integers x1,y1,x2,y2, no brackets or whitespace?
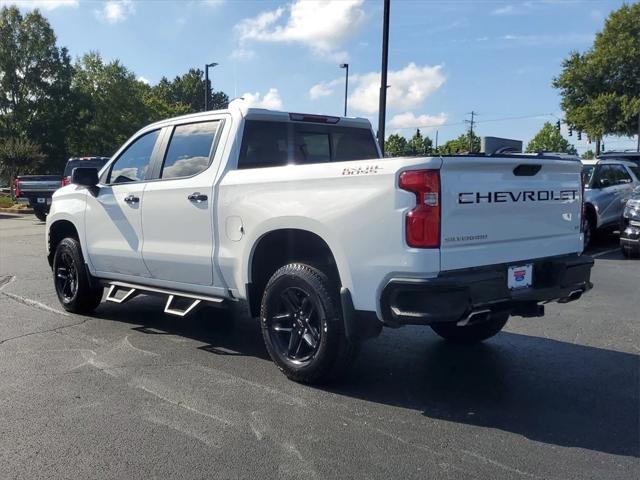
188,193,208,203
124,194,139,204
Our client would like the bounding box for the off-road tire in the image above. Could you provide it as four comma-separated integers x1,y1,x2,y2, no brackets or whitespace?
430,312,509,344
260,263,357,384
53,237,103,314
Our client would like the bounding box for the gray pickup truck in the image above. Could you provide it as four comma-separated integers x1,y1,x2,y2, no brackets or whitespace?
13,157,109,221
14,175,63,221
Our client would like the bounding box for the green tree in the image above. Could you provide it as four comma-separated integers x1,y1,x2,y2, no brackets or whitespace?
0,137,46,187
406,129,433,156
438,130,480,154
152,68,229,113
581,150,595,160
553,3,640,139
0,6,75,171
525,122,578,155
69,52,153,156
385,134,408,157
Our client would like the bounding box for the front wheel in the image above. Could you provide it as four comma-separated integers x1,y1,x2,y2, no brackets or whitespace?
260,263,357,384
430,312,509,344
53,237,103,314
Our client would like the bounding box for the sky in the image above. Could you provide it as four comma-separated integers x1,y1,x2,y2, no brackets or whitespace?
3,0,638,152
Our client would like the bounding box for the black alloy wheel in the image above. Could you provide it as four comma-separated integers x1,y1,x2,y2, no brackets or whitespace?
55,250,78,303
52,237,103,313
260,263,358,383
268,286,322,364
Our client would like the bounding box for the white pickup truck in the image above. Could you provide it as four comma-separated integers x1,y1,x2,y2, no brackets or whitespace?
46,102,593,383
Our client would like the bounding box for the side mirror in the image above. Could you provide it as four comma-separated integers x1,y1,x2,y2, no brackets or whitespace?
71,167,99,187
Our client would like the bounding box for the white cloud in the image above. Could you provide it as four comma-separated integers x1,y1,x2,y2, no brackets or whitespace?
94,0,135,24
0,0,78,9
230,47,255,61
137,76,150,85
309,83,334,100
501,33,594,46
349,63,446,114
235,0,366,60
491,2,534,15
388,112,448,133
240,88,283,110
308,78,342,100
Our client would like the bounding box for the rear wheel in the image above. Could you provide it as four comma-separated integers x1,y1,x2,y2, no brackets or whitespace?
430,312,509,344
260,263,357,384
34,208,47,222
53,237,103,313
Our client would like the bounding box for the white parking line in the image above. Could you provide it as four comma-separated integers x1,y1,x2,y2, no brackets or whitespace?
591,247,621,258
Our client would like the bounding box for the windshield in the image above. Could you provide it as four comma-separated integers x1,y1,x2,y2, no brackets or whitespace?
63,159,108,176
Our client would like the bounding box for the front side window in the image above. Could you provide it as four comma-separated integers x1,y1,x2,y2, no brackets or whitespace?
108,130,160,184
161,121,220,179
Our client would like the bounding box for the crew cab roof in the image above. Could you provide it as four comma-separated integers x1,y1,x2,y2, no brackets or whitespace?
143,100,373,131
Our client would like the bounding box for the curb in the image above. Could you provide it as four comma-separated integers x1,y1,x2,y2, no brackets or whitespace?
0,207,33,214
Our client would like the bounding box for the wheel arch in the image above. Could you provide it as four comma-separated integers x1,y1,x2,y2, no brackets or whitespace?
245,225,349,317
584,202,598,228
48,219,81,267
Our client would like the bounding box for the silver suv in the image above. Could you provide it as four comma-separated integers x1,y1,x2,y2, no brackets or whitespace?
582,159,640,247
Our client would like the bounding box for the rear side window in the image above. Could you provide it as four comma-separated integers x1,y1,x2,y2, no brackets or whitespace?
238,120,378,169
238,121,289,169
108,130,160,184
161,121,220,179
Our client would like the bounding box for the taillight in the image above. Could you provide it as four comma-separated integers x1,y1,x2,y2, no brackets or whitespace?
399,169,441,248
62,176,70,187
14,178,21,198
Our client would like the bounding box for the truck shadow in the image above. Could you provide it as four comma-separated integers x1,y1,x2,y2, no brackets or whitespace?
94,300,639,458
334,328,639,458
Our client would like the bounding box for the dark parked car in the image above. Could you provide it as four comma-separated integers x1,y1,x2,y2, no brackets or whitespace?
620,186,640,257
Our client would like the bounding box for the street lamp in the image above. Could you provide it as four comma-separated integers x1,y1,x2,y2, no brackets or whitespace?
339,63,349,117
204,62,218,111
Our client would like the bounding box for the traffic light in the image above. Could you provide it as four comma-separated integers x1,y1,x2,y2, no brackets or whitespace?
556,121,561,132
577,131,582,141
568,125,573,136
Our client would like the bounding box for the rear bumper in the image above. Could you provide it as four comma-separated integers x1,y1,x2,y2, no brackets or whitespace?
380,253,593,326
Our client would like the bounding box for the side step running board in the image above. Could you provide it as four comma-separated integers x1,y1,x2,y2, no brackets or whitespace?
105,281,225,317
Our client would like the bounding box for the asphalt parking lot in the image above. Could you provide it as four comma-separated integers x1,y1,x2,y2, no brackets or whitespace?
0,213,638,480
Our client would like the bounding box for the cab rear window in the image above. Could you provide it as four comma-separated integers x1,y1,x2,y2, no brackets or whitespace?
238,120,379,169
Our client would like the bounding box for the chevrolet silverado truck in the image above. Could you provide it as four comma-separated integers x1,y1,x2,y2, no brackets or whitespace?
45,102,594,383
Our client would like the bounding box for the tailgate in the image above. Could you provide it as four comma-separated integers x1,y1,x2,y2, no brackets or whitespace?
439,156,583,271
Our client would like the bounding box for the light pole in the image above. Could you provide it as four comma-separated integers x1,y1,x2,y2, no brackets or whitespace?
339,63,349,117
377,0,390,155
204,62,218,111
